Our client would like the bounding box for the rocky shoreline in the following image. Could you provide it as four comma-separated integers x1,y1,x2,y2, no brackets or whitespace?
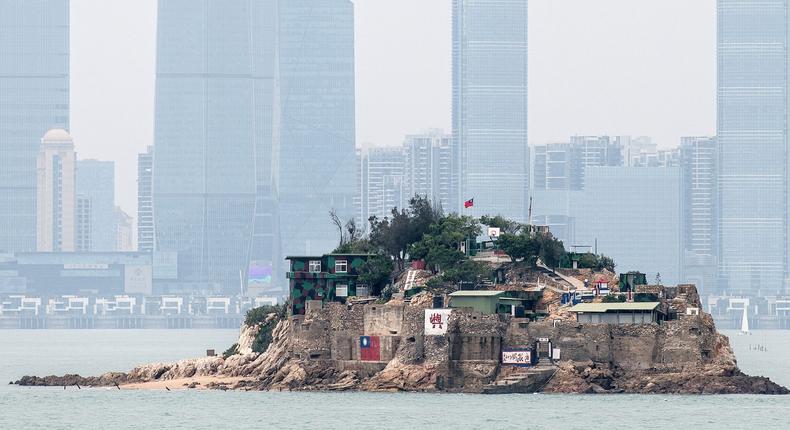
14,302,789,395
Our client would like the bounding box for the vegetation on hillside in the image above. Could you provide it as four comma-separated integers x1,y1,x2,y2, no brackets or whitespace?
496,228,566,268
245,304,287,354
328,196,617,294
575,253,616,272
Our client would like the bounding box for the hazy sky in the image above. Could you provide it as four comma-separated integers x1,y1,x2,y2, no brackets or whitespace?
70,0,716,216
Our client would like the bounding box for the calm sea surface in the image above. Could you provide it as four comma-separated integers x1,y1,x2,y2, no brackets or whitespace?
1,329,789,429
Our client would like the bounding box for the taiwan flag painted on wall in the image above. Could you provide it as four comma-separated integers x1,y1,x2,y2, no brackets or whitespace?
359,336,380,361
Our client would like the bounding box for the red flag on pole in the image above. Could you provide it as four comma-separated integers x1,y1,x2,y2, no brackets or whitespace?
464,198,474,208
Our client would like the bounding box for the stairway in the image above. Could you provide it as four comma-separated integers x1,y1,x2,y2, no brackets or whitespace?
404,269,418,291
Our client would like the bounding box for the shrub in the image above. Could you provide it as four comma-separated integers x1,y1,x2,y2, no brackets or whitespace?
244,305,287,354
245,305,286,326
222,343,239,359
602,293,626,303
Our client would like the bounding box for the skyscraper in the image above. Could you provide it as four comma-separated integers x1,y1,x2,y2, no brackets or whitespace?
681,136,718,294
533,138,623,192
137,146,154,253
75,195,91,252
403,130,456,212
153,0,276,293
0,0,69,252
36,129,76,252
360,147,405,223
567,136,623,190
114,206,134,252
453,0,529,220
575,167,684,285
717,0,788,295
76,160,115,251
277,0,357,256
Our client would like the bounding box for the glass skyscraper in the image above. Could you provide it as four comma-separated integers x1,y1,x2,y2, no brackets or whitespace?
453,0,529,221
0,0,69,253
576,168,684,285
717,0,788,295
276,0,357,257
153,0,277,293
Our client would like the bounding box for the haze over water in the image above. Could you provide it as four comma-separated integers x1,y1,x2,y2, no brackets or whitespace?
1,329,788,429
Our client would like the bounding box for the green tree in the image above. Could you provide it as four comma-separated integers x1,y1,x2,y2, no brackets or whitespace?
410,213,480,273
480,215,523,235
357,254,393,295
536,233,566,269
368,195,439,270
576,253,598,269
596,255,616,272
497,232,540,265
575,253,616,272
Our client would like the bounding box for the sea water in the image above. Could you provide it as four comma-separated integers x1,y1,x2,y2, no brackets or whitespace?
1,329,789,430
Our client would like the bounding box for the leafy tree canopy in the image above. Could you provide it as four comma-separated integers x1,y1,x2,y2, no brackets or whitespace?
480,215,524,235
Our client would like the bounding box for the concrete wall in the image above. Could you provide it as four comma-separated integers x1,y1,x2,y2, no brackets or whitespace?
364,304,404,336
503,317,717,370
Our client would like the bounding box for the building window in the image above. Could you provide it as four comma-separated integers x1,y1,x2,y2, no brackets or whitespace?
335,260,348,273
336,284,349,297
309,260,321,273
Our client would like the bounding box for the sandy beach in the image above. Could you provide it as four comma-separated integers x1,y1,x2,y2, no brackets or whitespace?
121,376,247,391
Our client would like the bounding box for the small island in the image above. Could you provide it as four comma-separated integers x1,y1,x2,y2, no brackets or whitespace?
16,199,789,395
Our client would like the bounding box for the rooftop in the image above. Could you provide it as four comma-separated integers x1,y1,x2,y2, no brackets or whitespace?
42,128,72,142
569,302,661,313
449,290,505,298
285,253,374,260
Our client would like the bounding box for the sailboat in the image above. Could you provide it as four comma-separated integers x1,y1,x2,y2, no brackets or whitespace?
740,307,750,335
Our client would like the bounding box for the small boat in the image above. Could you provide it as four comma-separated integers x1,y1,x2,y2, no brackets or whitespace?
740,307,750,335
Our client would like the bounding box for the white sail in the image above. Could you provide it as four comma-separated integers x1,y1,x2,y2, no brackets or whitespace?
740,307,750,334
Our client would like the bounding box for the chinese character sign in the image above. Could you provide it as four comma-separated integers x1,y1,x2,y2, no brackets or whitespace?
424,309,452,335
502,350,532,366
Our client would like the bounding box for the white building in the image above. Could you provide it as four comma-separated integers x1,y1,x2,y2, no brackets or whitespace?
37,129,77,252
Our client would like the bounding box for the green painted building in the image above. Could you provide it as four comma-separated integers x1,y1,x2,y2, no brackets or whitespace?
286,254,372,315
448,290,505,314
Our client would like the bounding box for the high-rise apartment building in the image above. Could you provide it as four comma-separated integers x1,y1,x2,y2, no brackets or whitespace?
620,136,658,167
403,130,456,212
567,136,624,190
137,146,154,253
76,160,115,251
114,206,134,252
717,0,789,295
533,138,622,191
533,143,570,191
453,0,529,220
75,196,92,252
153,1,276,293
36,129,76,252
0,0,70,252
277,0,357,256
360,147,405,223
681,136,718,293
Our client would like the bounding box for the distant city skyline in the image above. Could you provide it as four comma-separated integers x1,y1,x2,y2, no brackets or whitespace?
69,0,716,216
